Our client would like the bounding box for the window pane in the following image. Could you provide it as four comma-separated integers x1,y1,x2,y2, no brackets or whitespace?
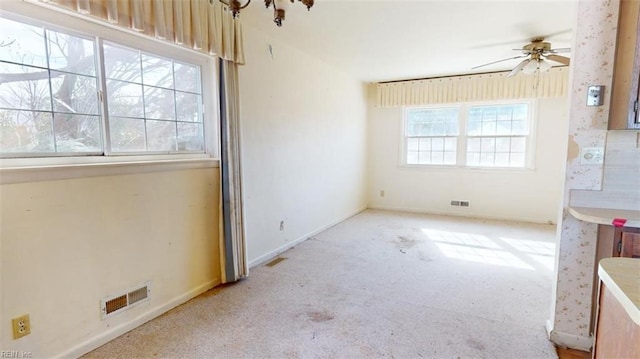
53,114,101,152
418,151,430,165
419,138,431,151
174,62,200,93
495,153,510,167
177,122,203,151
50,71,99,114
481,121,496,135
142,54,173,89
110,117,145,152
468,119,482,136
107,80,144,118
0,110,54,153
0,62,52,111
432,137,444,151
510,153,525,167
407,151,419,164
0,18,47,68
512,120,528,135
46,30,96,76
444,138,456,151
104,44,142,82
481,138,495,152
444,152,456,165
467,138,481,152
407,138,419,151
511,137,526,152
144,86,176,120
146,120,177,151
175,92,201,122
495,138,511,152
431,151,444,165
467,152,480,166
482,107,498,121
480,152,495,166
406,107,458,136
432,121,446,136
496,121,512,135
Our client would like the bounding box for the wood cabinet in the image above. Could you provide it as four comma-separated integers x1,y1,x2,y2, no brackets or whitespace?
590,226,640,332
593,259,640,358
593,281,640,358
610,0,640,129
620,231,640,257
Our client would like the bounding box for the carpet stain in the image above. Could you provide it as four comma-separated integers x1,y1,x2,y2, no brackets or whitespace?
307,310,335,322
466,338,486,351
396,236,419,249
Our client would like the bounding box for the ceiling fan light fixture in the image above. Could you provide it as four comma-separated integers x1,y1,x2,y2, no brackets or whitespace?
538,59,552,72
522,59,539,75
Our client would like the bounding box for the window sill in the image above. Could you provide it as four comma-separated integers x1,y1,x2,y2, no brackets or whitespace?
398,164,535,173
0,156,220,184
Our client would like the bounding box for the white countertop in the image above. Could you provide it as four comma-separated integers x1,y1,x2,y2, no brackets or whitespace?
598,258,640,325
569,206,640,228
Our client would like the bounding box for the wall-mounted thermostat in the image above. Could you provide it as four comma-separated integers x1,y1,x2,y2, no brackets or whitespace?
587,85,604,106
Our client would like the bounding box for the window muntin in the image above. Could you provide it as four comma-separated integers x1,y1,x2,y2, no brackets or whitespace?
404,102,532,169
0,15,206,159
405,107,458,165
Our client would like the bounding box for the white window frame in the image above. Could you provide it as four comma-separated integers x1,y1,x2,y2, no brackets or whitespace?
401,99,537,170
0,3,219,174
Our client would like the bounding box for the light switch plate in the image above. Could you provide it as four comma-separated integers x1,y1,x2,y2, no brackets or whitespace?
580,147,604,165
587,85,604,106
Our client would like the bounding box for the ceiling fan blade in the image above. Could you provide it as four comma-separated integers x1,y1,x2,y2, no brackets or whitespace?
507,59,531,78
549,48,571,53
545,54,571,65
471,55,528,70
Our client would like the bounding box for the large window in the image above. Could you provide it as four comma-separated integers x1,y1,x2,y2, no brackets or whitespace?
404,102,533,168
0,15,207,158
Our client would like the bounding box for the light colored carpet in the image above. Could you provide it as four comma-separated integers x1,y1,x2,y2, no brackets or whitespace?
83,210,559,359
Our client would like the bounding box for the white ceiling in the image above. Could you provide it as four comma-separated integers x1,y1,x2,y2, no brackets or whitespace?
239,0,577,82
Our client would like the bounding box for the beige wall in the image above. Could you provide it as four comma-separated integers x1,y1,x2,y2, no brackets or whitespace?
0,168,221,357
238,25,368,266
367,93,568,224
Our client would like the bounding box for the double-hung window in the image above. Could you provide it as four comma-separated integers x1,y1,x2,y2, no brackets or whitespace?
405,107,459,165
404,101,533,168
465,104,529,167
0,15,209,159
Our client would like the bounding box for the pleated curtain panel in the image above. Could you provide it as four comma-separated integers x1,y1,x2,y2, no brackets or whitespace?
33,0,249,281
219,59,248,282
377,67,569,107
36,0,245,64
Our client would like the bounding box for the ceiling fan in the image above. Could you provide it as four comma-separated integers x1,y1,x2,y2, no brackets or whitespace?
472,37,571,77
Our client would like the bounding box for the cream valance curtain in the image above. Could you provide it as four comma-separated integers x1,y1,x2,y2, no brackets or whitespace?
35,0,245,64
377,67,569,107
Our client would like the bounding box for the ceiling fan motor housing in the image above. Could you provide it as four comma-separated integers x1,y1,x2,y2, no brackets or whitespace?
522,40,552,55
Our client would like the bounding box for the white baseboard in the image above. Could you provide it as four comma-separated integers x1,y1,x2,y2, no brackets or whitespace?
546,320,593,352
56,278,221,359
248,206,367,268
368,205,556,225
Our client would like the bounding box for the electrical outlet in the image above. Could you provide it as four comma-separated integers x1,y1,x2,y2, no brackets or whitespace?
12,314,31,339
380,190,385,197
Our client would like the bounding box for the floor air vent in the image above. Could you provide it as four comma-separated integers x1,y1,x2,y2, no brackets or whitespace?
101,282,151,319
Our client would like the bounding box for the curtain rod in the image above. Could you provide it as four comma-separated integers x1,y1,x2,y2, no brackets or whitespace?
377,65,569,84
